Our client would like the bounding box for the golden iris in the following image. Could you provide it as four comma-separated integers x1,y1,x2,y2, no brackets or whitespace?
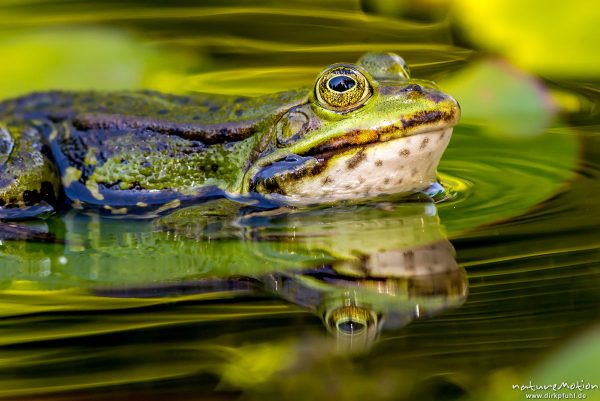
315,64,372,112
325,305,376,335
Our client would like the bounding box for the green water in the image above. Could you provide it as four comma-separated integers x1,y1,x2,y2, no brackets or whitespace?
0,1,599,400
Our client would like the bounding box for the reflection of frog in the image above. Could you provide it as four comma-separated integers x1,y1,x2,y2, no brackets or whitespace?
0,202,466,350
0,52,459,218
241,204,467,350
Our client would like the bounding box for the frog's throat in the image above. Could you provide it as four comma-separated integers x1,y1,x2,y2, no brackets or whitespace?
248,128,452,204
241,116,455,196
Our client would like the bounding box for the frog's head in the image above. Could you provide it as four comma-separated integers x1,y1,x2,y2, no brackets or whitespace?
245,52,460,204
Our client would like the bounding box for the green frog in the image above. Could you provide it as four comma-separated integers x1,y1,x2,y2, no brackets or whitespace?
0,52,459,218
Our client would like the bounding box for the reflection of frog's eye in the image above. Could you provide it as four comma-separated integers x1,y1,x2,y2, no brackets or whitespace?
325,305,377,336
315,65,372,112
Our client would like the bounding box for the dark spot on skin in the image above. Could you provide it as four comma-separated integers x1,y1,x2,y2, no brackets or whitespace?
73,114,259,145
403,250,415,270
252,175,284,195
400,149,410,157
375,160,383,167
383,178,390,184
401,110,442,130
411,168,418,176
172,96,192,105
376,124,398,135
103,180,122,189
22,189,40,205
428,92,446,103
158,109,169,115
58,135,96,183
420,137,429,149
438,131,446,141
40,181,57,205
128,181,144,191
344,184,352,190
354,254,370,276
346,148,367,169
397,178,404,184
322,176,333,185
358,177,365,184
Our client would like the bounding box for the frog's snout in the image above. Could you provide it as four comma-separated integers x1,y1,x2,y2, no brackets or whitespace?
444,94,461,127
379,83,461,129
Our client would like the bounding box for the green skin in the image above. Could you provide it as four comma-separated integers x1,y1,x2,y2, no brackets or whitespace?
0,52,459,218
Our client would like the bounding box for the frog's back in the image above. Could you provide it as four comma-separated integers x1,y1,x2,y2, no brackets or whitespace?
0,89,306,218
0,89,305,128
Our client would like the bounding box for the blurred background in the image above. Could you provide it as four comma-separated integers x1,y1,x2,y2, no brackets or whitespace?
1,0,598,137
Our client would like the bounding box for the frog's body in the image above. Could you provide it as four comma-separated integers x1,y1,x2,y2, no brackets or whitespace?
0,53,459,218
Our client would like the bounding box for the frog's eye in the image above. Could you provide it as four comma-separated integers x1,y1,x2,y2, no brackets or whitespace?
324,305,378,336
315,64,372,112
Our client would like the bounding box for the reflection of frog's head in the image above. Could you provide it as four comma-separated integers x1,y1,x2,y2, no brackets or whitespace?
241,202,467,350
265,239,468,352
246,52,460,205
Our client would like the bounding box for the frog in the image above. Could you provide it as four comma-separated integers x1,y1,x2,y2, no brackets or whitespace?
0,52,460,219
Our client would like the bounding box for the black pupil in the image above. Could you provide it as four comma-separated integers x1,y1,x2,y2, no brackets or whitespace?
337,320,365,334
328,75,356,92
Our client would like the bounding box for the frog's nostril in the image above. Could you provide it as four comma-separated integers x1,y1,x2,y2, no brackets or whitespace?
404,84,423,93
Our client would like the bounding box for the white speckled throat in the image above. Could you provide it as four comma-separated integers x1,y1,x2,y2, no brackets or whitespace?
269,128,453,205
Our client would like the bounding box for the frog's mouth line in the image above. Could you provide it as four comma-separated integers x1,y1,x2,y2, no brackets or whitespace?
300,107,457,158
